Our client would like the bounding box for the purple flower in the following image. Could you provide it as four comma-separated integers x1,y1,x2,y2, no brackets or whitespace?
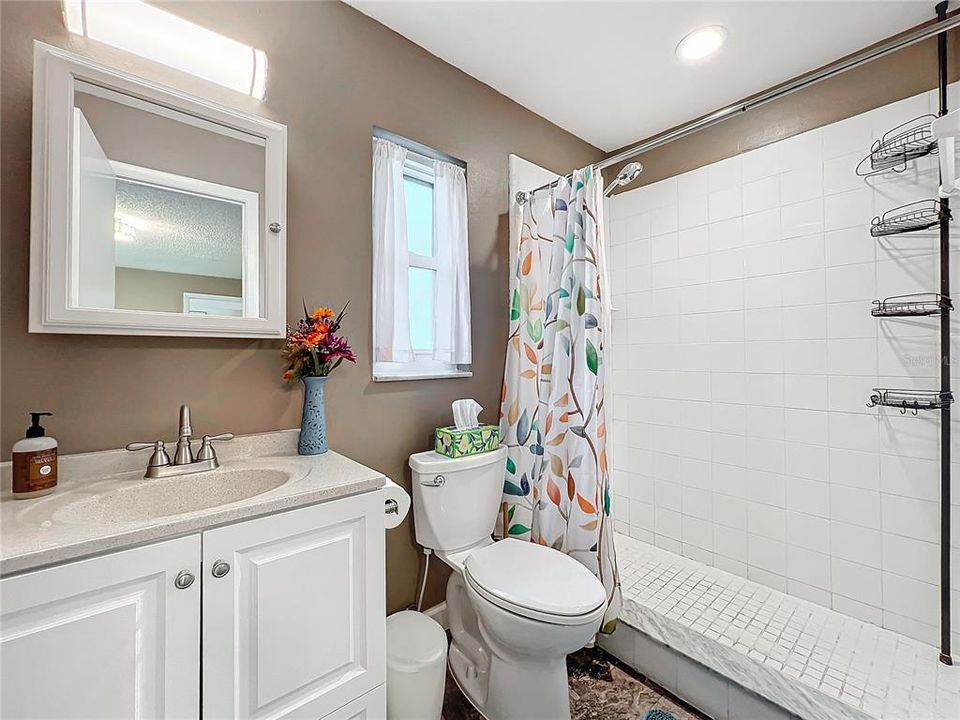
320,334,357,364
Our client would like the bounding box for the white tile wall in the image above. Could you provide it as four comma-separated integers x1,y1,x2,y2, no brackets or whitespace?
608,85,960,648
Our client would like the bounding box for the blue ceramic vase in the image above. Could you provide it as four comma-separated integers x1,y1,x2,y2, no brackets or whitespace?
298,376,328,455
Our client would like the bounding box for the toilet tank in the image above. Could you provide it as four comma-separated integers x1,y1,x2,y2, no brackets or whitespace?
409,447,508,553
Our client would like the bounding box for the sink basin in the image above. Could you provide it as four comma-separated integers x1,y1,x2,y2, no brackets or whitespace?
51,468,291,524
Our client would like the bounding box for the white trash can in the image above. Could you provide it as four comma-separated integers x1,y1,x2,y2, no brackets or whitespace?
386,610,448,720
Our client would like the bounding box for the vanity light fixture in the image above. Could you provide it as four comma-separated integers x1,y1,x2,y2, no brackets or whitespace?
61,0,268,99
676,25,728,63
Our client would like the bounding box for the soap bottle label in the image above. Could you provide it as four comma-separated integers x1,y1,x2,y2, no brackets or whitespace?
12,449,58,494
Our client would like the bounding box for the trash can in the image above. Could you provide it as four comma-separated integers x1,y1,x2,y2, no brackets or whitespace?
386,610,448,720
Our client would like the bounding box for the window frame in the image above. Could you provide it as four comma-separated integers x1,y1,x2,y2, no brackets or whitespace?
372,133,472,382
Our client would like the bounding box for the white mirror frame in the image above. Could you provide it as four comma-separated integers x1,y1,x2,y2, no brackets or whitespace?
29,42,287,337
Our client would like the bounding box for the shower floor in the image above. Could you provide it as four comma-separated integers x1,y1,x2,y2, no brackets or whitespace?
612,533,959,720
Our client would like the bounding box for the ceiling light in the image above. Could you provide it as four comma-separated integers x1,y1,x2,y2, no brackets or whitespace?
676,25,727,63
114,218,137,243
116,213,148,230
61,0,268,100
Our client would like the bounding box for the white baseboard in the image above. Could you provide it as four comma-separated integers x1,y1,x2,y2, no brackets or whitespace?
424,601,448,630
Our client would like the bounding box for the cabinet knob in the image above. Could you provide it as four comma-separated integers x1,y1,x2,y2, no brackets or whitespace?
174,570,195,589
269,222,282,234
211,560,231,578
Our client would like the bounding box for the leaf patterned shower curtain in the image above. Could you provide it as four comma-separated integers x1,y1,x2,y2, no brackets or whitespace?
498,166,621,633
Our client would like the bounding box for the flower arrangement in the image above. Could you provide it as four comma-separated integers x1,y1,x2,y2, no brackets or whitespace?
282,302,356,382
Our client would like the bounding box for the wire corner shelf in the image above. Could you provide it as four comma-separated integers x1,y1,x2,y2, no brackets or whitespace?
856,114,939,177
872,292,952,317
866,388,953,414
870,199,950,237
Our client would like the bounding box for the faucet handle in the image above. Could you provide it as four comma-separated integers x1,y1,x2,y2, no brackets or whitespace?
125,440,171,468
125,442,155,451
196,433,234,461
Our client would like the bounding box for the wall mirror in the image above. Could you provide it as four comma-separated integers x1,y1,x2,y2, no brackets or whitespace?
30,43,287,337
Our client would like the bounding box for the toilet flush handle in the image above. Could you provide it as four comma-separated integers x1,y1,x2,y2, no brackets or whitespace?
421,474,445,487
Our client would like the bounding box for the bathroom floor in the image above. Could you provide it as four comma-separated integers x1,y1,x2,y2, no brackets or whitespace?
442,645,705,720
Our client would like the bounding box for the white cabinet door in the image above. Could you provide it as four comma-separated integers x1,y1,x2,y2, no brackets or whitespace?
321,685,386,720
0,535,201,720
202,491,386,720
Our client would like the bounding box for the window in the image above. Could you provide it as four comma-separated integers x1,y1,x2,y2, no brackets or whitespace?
372,131,471,380
404,166,437,354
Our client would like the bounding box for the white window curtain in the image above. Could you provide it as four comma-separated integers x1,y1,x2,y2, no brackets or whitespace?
432,160,471,364
372,137,414,363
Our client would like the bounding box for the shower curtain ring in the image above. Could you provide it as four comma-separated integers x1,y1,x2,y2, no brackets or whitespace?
901,401,907,414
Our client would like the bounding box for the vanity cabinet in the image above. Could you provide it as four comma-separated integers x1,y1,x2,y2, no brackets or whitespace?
202,491,385,719
322,686,387,720
0,491,386,720
0,535,201,719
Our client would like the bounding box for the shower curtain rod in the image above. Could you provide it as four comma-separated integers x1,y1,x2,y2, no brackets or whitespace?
517,11,960,203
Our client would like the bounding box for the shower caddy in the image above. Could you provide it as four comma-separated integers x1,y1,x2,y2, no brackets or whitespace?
861,2,953,665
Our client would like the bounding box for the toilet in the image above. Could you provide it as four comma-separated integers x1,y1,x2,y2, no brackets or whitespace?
409,447,607,720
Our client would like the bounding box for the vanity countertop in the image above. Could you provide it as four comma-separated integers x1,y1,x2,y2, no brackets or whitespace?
0,430,386,576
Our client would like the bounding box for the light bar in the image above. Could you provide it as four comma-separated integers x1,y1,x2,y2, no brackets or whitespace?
61,0,268,100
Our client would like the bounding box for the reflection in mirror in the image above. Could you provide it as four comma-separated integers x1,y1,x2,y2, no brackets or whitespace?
71,84,265,318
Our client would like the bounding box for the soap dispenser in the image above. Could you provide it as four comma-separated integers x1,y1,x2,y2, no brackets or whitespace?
11,412,58,498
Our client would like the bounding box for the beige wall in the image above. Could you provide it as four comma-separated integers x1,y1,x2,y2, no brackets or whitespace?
115,268,242,314
0,1,603,610
74,91,266,195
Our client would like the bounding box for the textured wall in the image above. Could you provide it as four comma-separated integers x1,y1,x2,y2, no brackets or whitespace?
0,1,602,611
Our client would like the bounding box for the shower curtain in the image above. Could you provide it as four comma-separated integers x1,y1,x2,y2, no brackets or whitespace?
498,166,621,633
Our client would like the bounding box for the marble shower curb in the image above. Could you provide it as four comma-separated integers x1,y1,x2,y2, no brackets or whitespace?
613,600,868,720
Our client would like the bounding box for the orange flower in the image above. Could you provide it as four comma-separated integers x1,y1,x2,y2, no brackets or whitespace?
282,369,295,382
311,307,334,321
304,326,328,347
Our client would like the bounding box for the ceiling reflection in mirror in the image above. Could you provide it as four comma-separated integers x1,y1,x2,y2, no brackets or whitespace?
71,84,265,318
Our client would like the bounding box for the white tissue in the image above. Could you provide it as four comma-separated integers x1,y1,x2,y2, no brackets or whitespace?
452,399,482,430
383,478,410,530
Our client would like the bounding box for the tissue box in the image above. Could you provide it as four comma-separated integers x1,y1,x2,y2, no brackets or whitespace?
435,424,500,458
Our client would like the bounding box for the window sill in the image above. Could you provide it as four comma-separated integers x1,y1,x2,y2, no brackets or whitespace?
373,370,473,382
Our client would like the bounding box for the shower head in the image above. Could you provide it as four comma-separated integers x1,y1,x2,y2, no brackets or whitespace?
603,161,643,196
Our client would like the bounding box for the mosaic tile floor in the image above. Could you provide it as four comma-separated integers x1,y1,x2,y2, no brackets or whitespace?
442,645,705,720
616,534,960,720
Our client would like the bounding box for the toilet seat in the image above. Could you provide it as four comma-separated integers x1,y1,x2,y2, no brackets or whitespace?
463,538,606,626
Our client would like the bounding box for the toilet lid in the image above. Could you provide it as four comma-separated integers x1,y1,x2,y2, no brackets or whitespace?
463,539,606,621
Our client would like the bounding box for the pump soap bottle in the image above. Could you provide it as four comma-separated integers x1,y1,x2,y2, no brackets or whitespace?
12,412,58,498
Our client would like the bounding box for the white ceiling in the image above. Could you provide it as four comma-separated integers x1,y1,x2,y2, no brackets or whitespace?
350,1,939,151
114,179,243,279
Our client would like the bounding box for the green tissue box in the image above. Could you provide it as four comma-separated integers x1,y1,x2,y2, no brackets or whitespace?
435,424,500,458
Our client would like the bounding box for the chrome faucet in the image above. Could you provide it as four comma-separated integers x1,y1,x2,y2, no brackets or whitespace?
174,404,194,465
126,404,234,479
